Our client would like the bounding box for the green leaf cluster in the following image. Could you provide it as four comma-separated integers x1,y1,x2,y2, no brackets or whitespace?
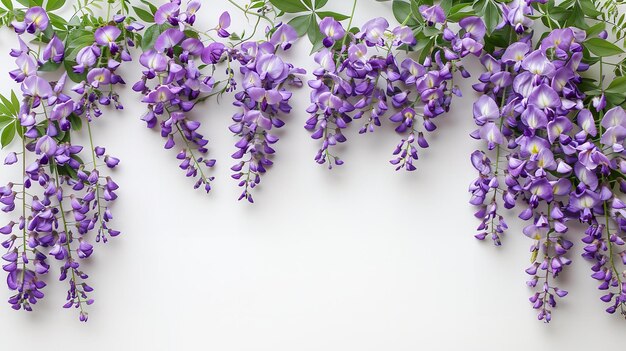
0,91,21,149
269,0,346,52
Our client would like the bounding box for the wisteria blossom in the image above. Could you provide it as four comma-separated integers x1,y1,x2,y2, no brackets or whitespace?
470,25,626,321
1,3,139,322
134,1,304,202
305,9,485,171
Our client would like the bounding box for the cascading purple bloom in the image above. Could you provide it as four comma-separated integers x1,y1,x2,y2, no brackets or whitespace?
135,1,303,202
1,4,138,322
470,24,626,321
228,32,303,203
306,15,484,171
135,1,219,194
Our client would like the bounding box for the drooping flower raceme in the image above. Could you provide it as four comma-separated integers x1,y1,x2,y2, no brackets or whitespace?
470,26,626,321
305,11,485,170
1,4,139,321
228,24,304,203
135,1,304,202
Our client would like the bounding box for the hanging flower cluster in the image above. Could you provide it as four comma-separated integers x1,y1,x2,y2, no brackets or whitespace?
0,1,141,322
304,6,484,170
228,25,304,203
134,0,304,202
133,1,217,193
1,0,626,325
469,0,626,321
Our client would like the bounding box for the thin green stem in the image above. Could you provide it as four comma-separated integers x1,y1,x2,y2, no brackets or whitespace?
227,0,273,22
51,161,85,314
174,122,210,184
86,122,103,232
335,0,358,68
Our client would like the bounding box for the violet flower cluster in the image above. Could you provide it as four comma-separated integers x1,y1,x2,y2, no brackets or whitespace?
1,5,137,321
470,27,626,321
228,25,304,202
134,1,217,194
135,0,304,202
305,9,485,170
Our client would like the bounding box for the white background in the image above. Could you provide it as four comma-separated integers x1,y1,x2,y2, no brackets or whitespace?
0,1,624,350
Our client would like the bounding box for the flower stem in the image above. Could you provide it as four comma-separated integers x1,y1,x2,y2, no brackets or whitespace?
86,122,104,234
227,0,273,23
174,122,210,184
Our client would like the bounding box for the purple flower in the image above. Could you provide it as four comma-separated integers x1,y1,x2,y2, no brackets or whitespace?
319,17,345,47
155,2,180,25
12,6,49,34
139,50,168,72
392,26,416,45
502,42,530,66
35,135,57,157
255,54,287,81
154,28,185,53
21,76,53,98
216,11,231,38
181,38,204,56
95,26,121,46
42,35,64,63
460,17,486,41
419,5,445,26
4,152,17,165
521,49,555,76
73,46,100,73
51,100,76,121
270,24,298,50
9,53,37,82
87,68,112,87
356,17,389,46
473,95,499,124
201,42,226,64
528,84,560,110
142,85,178,103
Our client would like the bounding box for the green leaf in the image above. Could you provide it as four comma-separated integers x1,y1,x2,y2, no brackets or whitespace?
63,59,86,83
530,249,538,264
132,6,155,23
579,0,601,17
15,0,29,7
392,0,413,25
48,13,68,30
0,116,11,130
440,0,453,13
46,0,65,11
606,76,626,94
585,38,624,57
39,60,61,72
483,1,500,35
269,0,308,13
314,0,328,9
1,122,16,148
0,93,16,117
288,14,311,37
141,24,163,49
307,17,324,54
1,0,13,10
139,0,157,14
316,11,349,21
9,91,19,117
68,113,82,131
301,0,312,8
585,22,605,37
